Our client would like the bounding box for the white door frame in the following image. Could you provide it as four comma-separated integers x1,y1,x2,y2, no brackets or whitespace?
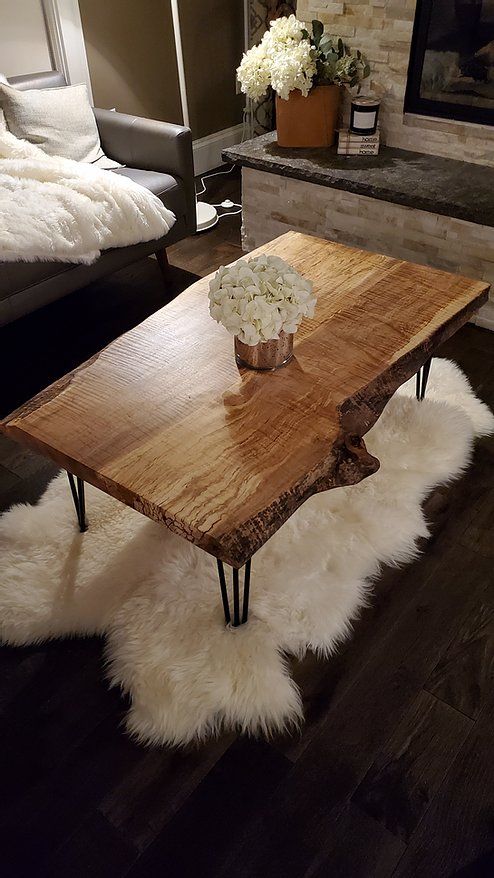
42,0,93,101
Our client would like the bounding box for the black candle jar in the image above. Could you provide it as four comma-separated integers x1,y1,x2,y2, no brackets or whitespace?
350,96,381,135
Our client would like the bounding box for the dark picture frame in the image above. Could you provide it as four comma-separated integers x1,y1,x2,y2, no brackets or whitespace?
405,0,494,126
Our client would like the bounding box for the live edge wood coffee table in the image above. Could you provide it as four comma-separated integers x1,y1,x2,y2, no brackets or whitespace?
1,233,489,627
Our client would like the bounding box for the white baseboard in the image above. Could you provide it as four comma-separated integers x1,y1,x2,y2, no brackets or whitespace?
193,124,244,176
473,298,494,332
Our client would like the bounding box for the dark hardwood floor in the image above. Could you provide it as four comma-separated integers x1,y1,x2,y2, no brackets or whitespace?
0,167,493,878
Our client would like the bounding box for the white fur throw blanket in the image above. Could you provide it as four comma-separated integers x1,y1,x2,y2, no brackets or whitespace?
0,124,175,264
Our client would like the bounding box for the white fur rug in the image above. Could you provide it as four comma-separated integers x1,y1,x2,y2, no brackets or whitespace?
0,123,175,264
0,359,492,747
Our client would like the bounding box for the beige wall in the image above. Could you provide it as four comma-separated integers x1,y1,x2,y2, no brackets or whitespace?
79,0,244,138
0,0,52,76
180,0,244,139
78,0,183,124
297,0,494,167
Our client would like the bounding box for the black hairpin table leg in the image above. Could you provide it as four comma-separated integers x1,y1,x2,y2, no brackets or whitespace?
416,356,432,401
216,558,252,626
67,472,88,533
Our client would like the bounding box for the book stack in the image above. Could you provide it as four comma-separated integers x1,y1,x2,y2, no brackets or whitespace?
337,128,380,156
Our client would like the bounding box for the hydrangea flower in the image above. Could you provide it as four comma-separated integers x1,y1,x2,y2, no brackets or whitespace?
265,14,306,47
236,43,272,102
208,254,316,346
237,15,313,102
236,14,369,101
269,41,317,100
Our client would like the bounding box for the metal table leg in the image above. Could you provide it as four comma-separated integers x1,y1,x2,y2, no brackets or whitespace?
67,472,88,532
416,356,432,401
216,558,252,626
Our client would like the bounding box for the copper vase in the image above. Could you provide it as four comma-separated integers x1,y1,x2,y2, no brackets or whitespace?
275,85,341,148
235,331,293,371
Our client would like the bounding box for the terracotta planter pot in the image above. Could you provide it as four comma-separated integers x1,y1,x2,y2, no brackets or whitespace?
276,85,341,148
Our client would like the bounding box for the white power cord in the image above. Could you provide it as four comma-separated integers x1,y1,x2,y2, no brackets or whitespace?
195,164,236,198
195,164,242,222
194,98,252,228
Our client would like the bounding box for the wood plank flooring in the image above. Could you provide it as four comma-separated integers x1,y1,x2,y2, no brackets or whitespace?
0,167,493,877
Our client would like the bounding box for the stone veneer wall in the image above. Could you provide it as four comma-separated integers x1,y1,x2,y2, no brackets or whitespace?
241,167,494,329
296,0,494,167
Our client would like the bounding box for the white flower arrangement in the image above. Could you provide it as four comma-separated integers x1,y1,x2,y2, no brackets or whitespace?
237,14,370,101
269,39,317,101
208,254,316,346
237,15,315,101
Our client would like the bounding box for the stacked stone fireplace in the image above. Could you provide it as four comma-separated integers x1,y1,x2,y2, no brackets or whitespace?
297,0,494,166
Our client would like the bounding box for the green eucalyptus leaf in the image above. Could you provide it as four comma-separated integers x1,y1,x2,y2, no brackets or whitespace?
301,28,310,41
315,59,326,79
312,19,324,46
311,35,370,88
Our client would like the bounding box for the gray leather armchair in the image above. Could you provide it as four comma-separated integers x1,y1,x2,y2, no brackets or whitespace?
0,71,196,327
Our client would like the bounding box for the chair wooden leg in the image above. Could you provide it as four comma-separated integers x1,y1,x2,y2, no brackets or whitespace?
155,248,170,284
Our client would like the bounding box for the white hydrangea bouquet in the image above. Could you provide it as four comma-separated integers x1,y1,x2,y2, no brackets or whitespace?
237,15,370,102
209,254,316,370
236,15,370,149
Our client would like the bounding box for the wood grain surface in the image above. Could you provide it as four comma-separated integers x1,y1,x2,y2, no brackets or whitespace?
0,232,489,566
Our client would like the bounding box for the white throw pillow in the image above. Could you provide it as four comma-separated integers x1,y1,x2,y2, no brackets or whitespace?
0,76,9,128
0,82,121,168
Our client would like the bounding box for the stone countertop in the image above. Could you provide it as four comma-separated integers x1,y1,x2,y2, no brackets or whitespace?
223,132,494,229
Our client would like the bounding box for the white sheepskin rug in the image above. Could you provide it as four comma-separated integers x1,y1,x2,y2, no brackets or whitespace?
0,359,492,747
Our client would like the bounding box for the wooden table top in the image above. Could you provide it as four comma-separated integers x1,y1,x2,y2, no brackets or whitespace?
1,232,489,567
